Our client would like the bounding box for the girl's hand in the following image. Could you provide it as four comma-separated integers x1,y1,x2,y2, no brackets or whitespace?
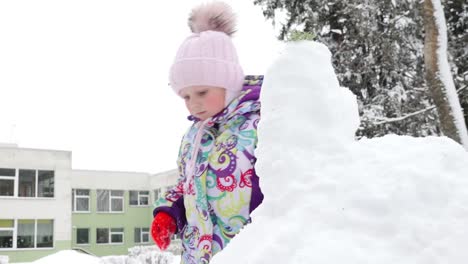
151,212,176,250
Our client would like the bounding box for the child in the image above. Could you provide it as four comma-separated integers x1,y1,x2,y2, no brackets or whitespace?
151,2,264,263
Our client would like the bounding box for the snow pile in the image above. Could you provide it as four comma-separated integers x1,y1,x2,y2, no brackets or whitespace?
17,247,179,264
212,41,468,264
0,256,8,264
258,41,359,154
101,246,177,264
33,250,101,264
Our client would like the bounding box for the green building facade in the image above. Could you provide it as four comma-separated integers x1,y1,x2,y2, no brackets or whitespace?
0,145,178,263
70,189,154,256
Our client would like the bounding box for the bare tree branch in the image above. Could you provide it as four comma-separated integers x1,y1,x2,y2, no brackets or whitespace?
372,106,437,125
367,86,466,126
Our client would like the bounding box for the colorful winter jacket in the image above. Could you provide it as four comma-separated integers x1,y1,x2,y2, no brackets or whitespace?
153,75,264,264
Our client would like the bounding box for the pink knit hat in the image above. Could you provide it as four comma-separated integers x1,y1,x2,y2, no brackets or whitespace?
169,2,244,106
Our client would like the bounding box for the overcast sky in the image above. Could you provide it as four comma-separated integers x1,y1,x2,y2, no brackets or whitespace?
0,0,282,173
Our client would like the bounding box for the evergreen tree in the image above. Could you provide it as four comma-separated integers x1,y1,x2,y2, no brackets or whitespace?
254,0,464,138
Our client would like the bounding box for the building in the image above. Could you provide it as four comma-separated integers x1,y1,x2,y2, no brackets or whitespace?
0,144,178,263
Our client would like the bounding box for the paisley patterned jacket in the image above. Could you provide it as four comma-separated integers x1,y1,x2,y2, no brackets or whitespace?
153,75,264,264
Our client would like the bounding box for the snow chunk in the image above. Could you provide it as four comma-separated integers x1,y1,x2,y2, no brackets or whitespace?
259,41,360,155
33,250,101,264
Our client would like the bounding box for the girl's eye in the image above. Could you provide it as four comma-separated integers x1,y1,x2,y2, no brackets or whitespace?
183,95,190,100
197,90,207,96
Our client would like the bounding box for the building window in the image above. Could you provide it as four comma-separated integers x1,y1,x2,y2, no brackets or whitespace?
153,185,176,202
0,219,53,249
76,228,89,245
96,228,124,244
96,228,109,244
129,191,149,206
134,227,150,243
18,170,36,197
110,228,124,244
36,220,53,248
0,168,15,197
38,170,54,198
153,189,161,201
17,219,35,248
72,189,90,212
97,190,124,213
154,186,173,202
0,219,14,249
0,168,54,198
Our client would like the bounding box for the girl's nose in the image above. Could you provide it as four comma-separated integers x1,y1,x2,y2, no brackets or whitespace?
189,100,201,110
189,98,201,107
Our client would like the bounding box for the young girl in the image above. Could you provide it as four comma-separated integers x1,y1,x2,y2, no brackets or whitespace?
151,2,263,263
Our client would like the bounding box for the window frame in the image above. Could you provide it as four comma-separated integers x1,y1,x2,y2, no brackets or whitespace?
153,189,161,201
110,228,124,244
96,228,109,244
17,219,35,249
35,219,54,248
18,169,36,198
96,228,124,245
72,189,90,213
129,190,150,207
96,189,124,213
0,219,15,249
76,228,89,245
0,219,54,251
37,170,54,198
0,168,55,199
134,227,150,244
0,168,16,197
154,185,174,202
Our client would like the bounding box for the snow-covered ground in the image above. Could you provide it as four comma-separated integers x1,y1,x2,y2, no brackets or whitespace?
9,41,468,264
101,246,179,264
11,248,180,264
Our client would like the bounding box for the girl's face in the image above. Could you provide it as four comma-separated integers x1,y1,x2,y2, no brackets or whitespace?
179,86,226,121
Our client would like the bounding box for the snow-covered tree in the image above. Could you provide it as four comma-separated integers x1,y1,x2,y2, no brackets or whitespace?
423,0,468,149
444,0,468,130
253,0,465,139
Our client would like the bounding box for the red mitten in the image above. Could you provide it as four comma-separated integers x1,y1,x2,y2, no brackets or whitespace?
151,212,176,251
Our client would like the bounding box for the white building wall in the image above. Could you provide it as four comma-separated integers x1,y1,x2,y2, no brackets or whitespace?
0,146,72,241
149,169,178,190
71,170,151,190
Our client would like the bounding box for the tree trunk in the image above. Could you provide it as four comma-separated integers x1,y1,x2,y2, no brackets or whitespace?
423,0,468,149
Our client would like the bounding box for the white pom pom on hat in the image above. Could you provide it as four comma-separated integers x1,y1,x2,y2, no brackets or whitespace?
169,1,244,107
